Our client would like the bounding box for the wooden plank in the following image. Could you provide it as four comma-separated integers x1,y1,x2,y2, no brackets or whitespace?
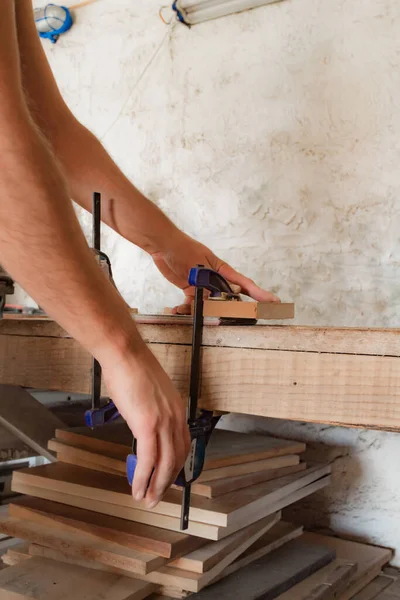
299,562,357,599
200,301,294,320
344,574,393,599
169,512,280,573
374,578,400,598
179,537,336,599
1,319,400,356
2,331,400,430
0,386,65,462
196,455,301,483
0,516,167,576
54,427,306,469
11,476,330,541
276,533,392,600
52,448,306,497
11,463,330,528
0,556,156,600
191,463,307,498
213,521,303,582
28,514,283,593
9,496,206,559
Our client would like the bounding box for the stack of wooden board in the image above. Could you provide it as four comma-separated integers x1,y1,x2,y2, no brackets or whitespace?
0,426,392,599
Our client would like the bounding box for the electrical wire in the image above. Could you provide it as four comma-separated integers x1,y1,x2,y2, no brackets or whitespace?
159,5,173,24
68,0,101,10
100,21,176,141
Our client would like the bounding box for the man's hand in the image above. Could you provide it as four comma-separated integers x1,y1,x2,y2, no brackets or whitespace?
151,232,281,314
101,344,191,508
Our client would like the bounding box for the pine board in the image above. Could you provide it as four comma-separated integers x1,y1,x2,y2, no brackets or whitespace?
1,319,399,356
169,512,281,573
276,533,392,600
0,386,65,462
0,516,166,576
54,427,305,469
0,556,156,600
12,475,330,540
183,537,336,599
2,323,400,431
12,462,330,528
200,301,294,320
9,497,205,559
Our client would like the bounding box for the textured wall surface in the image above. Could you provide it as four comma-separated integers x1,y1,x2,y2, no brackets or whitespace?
28,0,400,560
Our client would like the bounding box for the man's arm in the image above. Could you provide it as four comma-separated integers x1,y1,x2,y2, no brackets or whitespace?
15,0,280,311
0,0,190,507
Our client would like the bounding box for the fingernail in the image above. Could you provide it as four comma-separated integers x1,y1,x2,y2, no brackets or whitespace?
147,499,157,510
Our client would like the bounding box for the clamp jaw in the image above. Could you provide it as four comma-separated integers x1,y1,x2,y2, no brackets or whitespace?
0,268,15,318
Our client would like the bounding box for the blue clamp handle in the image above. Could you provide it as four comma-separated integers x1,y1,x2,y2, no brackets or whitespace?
127,410,219,488
189,267,236,299
84,401,120,428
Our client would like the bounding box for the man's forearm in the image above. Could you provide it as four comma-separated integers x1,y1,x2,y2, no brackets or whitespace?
0,112,144,364
50,118,182,255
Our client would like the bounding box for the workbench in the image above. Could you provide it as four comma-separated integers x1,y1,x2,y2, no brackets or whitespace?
0,318,399,431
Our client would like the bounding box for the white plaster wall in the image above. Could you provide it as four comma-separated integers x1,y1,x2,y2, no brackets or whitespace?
28,0,400,561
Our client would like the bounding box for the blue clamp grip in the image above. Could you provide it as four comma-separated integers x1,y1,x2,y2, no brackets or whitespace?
126,437,207,488
189,266,236,298
127,410,219,488
84,401,120,428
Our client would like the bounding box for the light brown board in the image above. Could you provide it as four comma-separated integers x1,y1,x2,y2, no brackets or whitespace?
54,427,305,469
169,512,280,573
0,386,65,462
0,516,166,576
28,514,281,594
200,301,295,320
183,537,336,599
350,575,394,599
1,319,399,355
373,578,400,598
0,556,156,600
191,462,306,498
276,533,392,600
3,324,400,430
9,496,204,559
12,462,330,528
196,454,301,483
52,441,305,498
12,476,330,541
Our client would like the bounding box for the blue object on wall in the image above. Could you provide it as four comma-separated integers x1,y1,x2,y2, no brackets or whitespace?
34,4,73,43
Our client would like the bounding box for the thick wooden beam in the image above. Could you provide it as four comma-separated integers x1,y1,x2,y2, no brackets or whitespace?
0,319,400,430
